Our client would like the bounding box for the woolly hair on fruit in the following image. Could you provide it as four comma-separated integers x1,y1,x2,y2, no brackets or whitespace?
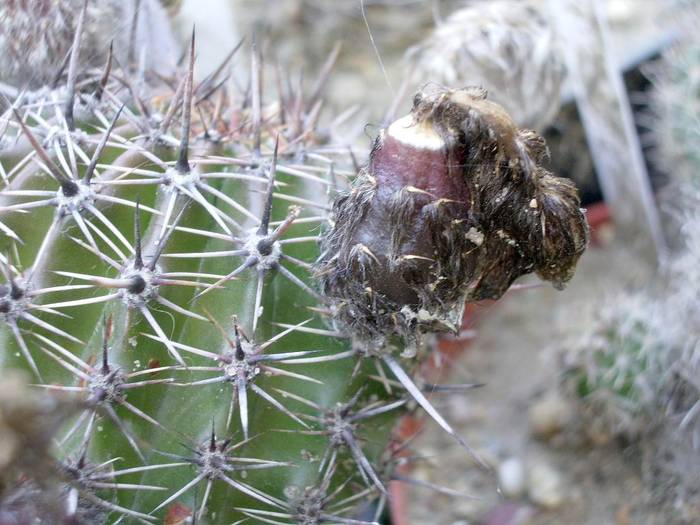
318,86,588,354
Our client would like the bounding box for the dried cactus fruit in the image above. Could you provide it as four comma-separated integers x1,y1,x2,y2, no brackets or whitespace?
318,86,588,354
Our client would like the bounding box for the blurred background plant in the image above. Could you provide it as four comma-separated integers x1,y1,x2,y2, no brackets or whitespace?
409,0,564,131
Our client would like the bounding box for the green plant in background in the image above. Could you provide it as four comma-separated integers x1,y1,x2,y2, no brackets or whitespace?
0,2,587,523
557,293,665,442
554,207,700,516
649,208,700,521
0,0,177,90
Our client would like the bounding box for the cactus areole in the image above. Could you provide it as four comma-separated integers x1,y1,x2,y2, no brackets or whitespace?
0,6,587,521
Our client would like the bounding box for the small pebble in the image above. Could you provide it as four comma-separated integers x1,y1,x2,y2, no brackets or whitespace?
455,498,482,519
498,457,526,498
481,503,537,525
449,396,487,425
528,391,573,440
527,461,566,509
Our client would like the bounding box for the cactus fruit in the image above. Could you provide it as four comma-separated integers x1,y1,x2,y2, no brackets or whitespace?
0,5,587,524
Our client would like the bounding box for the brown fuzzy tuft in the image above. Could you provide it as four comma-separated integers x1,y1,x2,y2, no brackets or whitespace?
317,86,588,352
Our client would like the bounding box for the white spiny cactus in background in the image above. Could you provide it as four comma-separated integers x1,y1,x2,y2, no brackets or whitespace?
0,0,177,92
409,0,565,131
647,12,700,185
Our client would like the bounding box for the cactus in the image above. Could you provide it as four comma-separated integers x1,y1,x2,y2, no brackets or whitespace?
556,292,665,442
0,0,177,90
553,204,700,517
408,0,565,131
0,3,587,524
647,16,700,186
